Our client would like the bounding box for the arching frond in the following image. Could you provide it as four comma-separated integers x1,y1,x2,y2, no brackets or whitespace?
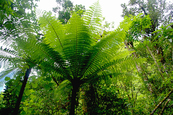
15,37,71,79
39,12,65,54
0,51,20,87
0,47,19,58
80,30,125,77
82,72,122,84
0,67,19,87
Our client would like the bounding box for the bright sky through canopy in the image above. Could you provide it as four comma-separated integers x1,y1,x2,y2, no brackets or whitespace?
36,0,129,28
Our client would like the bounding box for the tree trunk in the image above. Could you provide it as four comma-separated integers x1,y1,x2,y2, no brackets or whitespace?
69,82,79,115
13,67,31,115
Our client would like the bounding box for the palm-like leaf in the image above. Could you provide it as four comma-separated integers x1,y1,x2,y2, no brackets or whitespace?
80,31,124,77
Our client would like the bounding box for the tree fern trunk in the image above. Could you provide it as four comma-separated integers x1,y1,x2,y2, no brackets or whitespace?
70,81,80,115
13,67,31,115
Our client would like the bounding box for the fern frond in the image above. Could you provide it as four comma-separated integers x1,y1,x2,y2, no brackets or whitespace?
80,31,124,77
54,79,72,101
83,72,122,84
83,58,123,79
63,13,92,78
0,47,19,58
15,37,71,79
82,0,102,40
0,48,21,70
0,67,18,80
39,12,65,54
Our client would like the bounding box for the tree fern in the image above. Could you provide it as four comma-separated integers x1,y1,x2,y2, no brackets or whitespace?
0,39,38,114
33,13,130,115
1,1,137,114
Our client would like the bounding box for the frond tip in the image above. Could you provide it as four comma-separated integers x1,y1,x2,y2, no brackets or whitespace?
83,0,102,39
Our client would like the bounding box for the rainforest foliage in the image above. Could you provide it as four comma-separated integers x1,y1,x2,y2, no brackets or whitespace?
0,0,173,115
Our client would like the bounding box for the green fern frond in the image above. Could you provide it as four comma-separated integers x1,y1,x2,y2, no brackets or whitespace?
80,31,124,77
15,37,71,79
0,67,18,87
83,72,122,84
39,12,65,54
54,79,72,101
63,13,92,78
82,0,102,40
113,56,146,77
83,58,124,79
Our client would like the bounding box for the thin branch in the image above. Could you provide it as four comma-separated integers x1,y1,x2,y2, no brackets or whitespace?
52,76,59,87
150,89,173,115
159,99,171,115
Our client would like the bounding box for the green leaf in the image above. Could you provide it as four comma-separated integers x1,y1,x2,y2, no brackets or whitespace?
5,77,10,81
32,83,38,88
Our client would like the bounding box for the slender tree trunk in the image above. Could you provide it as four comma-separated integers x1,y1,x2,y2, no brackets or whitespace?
13,67,31,115
69,83,79,115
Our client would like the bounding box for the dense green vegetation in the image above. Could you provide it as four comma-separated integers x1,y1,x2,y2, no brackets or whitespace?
0,0,172,115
